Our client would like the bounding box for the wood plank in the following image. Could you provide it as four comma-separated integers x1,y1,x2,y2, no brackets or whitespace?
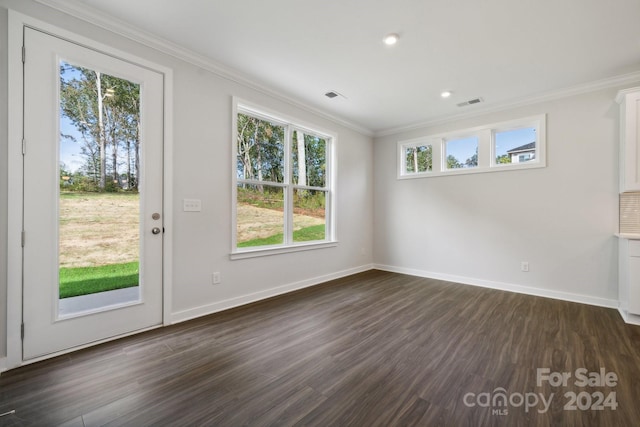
1,270,639,426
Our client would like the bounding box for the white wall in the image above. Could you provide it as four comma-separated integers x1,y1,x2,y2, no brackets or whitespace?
0,0,374,361
373,86,631,305
0,7,8,359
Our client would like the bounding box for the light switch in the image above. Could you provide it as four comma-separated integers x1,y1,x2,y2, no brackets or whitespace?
183,199,202,212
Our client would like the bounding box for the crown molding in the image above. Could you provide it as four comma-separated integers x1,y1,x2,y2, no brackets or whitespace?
375,71,640,138
29,0,640,140
32,0,374,137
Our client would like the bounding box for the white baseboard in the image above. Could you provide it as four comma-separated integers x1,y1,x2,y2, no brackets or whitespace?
374,264,619,309
0,357,6,375
170,264,375,324
618,308,640,326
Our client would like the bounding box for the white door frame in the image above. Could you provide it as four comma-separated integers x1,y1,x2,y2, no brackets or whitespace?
6,10,173,370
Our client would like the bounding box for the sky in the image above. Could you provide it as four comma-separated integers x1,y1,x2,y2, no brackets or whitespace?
59,62,85,173
446,127,536,165
60,116,84,173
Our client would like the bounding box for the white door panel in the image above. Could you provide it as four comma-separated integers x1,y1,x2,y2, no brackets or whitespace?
23,28,164,360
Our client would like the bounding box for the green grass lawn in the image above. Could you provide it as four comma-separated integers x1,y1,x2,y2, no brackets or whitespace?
238,224,325,248
59,261,139,299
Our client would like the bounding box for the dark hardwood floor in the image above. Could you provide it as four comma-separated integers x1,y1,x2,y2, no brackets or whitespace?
1,270,639,426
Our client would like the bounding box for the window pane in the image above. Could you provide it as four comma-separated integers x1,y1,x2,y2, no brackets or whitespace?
293,189,326,243
404,144,432,173
292,131,327,187
445,137,478,169
495,127,536,164
236,113,285,183
236,184,284,248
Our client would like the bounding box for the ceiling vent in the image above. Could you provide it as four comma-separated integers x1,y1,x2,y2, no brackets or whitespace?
325,90,346,99
457,97,483,107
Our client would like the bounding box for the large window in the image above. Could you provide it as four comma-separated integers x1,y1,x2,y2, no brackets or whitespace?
233,101,334,256
398,115,545,178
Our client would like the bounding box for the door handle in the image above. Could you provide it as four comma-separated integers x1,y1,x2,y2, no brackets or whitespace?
151,227,162,235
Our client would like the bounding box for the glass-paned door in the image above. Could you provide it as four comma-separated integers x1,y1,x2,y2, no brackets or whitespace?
22,27,164,360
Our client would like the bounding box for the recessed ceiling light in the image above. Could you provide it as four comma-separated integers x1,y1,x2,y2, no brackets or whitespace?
383,33,399,46
441,91,452,98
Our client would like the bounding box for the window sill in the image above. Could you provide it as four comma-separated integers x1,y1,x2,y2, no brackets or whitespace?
398,161,545,179
616,233,640,240
230,241,338,260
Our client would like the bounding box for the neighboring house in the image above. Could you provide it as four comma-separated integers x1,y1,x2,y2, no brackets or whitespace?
507,141,536,163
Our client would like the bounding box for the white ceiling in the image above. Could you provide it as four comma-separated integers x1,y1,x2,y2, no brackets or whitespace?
57,0,640,133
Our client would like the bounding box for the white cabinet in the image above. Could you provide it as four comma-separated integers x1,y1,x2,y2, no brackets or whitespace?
617,87,640,192
617,87,640,325
619,239,640,318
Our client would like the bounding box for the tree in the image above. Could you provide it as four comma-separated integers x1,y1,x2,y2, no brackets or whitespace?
447,155,462,169
292,133,326,188
95,71,108,188
405,145,432,173
236,113,285,191
465,148,478,167
496,154,511,164
465,153,478,167
295,130,307,186
60,62,140,191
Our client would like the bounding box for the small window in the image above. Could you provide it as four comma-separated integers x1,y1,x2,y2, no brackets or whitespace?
494,127,537,165
445,136,478,169
397,114,545,179
403,144,433,174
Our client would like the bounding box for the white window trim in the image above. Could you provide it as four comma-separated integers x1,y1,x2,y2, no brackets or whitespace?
398,114,546,179
231,97,337,259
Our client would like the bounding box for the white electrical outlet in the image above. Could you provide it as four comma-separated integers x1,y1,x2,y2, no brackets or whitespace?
183,199,202,212
521,261,529,272
212,272,221,284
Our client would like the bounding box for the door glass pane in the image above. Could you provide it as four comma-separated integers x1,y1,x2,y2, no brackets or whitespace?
58,61,141,316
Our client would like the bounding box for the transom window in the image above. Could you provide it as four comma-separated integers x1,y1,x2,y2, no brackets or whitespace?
445,136,478,169
401,143,433,174
233,101,334,256
398,115,546,178
494,127,538,165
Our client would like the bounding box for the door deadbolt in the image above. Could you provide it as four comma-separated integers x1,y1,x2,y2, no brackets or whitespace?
152,213,161,220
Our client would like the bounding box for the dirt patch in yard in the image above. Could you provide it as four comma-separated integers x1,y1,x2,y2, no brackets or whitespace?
59,194,324,266
236,203,324,243
59,193,139,268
